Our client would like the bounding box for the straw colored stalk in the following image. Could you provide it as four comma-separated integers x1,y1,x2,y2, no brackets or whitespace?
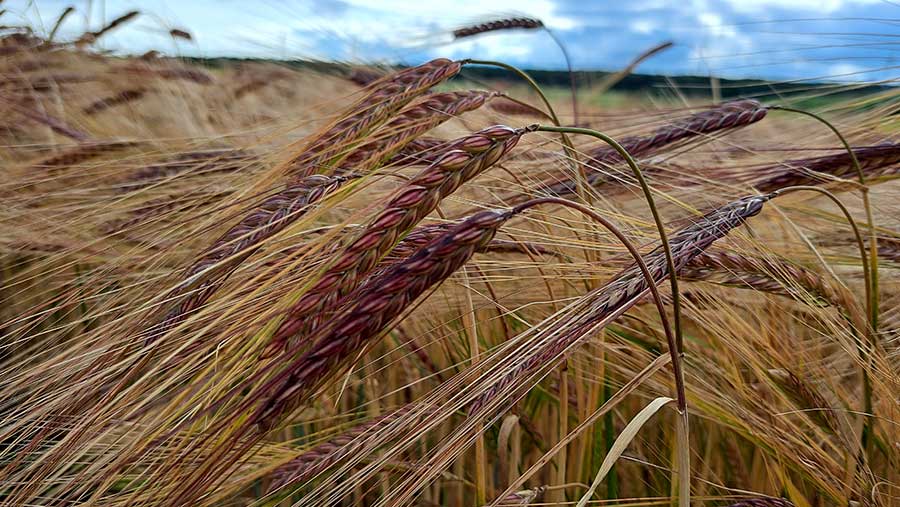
283,58,462,179
267,125,523,354
145,175,352,343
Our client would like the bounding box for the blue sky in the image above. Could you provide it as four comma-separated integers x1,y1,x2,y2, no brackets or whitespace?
5,0,900,81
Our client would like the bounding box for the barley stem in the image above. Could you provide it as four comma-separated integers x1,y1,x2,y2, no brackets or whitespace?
531,124,689,507
769,105,877,469
461,60,590,200
771,184,874,472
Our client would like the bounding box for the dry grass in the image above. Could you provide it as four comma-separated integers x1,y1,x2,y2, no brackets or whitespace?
1,13,899,507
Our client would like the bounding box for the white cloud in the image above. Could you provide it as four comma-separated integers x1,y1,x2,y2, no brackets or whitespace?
630,19,658,35
718,0,882,13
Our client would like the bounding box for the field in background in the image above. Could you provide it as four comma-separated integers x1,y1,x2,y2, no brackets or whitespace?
1,12,899,507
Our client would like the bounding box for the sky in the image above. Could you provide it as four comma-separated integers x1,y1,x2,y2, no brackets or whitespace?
4,0,900,82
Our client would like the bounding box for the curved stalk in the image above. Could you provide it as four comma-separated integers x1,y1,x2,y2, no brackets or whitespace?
769,105,878,464
527,125,689,507
462,60,590,201
543,28,579,124
771,184,874,466
510,196,687,507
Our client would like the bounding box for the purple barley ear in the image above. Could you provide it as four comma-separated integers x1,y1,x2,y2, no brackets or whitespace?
470,193,772,416
253,207,518,430
385,136,450,166
266,404,423,492
384,221,558,263
723,498,796,507
29,140,139,171
347,66,386,87
681,249,860,322
82,88,147,115
335,90,498,174
453,17,544,39
265,125,524,356
144,174,353,346
743,142,900,192
535,100,769,199
283,58,463,179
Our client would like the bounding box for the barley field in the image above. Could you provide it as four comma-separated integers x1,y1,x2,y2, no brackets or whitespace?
1,9,899,507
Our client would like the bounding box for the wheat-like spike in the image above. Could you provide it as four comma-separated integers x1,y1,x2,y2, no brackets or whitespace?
748,142,900,191
725,499,795,507
2,97,90,141
255,207,516,428
538,100,768,197
29,140,138,170
268,125,523,354
385,222,557,260
385,136,449,166
267,404,421,491
102,191,227,235
486,486,547,506
169,28,192,41
489,96,548,117
284,58,462,178
877,236,900,263
681,250,859,316
118,148,251,191
82,88,146,115
76,10,139,44
338,90,497,172
154,67,213,84
453,18,544,38
145,175,352,344
767,368,842,435
471,193,772,414
347,67,385,87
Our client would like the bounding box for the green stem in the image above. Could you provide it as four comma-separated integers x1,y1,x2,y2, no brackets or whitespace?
517,122,690,507
543,28,579,124
462,60,591,202
769,105,877,460
532,125,685,376
771,184,873,467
